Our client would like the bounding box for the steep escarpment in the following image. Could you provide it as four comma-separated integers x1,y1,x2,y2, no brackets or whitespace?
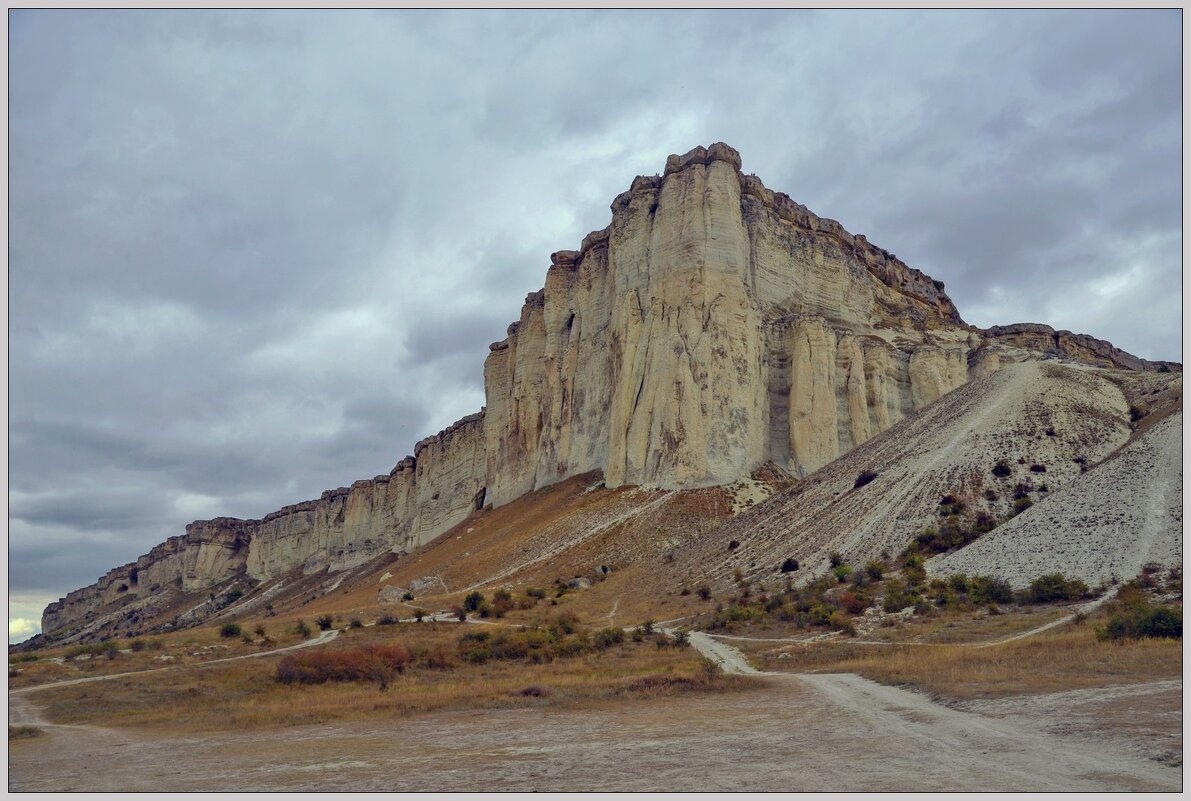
673,361,1179,590
41,143,1176,642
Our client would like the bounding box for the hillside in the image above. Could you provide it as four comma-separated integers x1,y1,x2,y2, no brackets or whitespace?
37,143,1180,644
671,361,1181,592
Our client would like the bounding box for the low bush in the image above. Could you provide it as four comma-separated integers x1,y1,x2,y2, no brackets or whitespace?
457,617,598,665
593,627,626,649
992,459,1012,478
832,564,853,582
295,620,313,638
525,587,547,601
275,644,411,688
463,591,486,612
377,615,398,626
1023,573,1088,603
696,586,712,600
316,615,334,631
1098,604,1182,641
64,641,121,661
780,558,800,573
968,575,1014,605
349,619,364,629
864,561,886,581
882,579,920,613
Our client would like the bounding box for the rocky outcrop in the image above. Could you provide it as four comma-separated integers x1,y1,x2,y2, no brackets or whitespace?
982,324,1181,372
42,142,1177,640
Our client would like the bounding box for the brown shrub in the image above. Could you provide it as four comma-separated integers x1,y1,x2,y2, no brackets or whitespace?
275,644,411,688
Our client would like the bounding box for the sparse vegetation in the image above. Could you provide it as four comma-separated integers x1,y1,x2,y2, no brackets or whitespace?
9,725,44,739
295,620,313,638
992,459,1012,478
696,586,712,600
219,623,242,639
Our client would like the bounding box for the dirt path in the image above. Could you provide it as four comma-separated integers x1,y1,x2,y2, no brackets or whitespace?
681,629,1179,791
9,629,340,699
10,616,1180,791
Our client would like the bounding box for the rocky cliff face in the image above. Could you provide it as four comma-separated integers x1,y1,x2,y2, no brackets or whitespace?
42,143,1176,640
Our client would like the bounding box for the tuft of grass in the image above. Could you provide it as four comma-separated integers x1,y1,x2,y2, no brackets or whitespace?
9,725,44,739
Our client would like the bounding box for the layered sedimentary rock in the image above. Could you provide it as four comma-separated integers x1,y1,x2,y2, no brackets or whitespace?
43,143,1176,639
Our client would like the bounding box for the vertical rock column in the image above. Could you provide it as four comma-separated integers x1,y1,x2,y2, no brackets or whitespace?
605,149,765,488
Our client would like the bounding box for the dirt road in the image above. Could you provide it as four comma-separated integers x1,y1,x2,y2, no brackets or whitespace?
9,627,1180,791
681,631,1180,792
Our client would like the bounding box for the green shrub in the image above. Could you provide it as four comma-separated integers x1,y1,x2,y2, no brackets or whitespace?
1098,604,1182,641
593,627,626,649
452,606,467,622
864,561,885,581
401,592,414,602
1024,573,1088,603
463,591,486,612
295,620,313,638
829,552,844,568
780,558,800,573
525,587,547,600
882,580,920,613
219,622,242,639
968,575,1014,605
349,619,364,629
832,564,853,582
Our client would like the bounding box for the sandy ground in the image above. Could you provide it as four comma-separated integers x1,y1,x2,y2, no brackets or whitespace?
9,629,1180,792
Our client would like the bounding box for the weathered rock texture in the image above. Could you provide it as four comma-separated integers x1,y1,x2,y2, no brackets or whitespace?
41,143,1178,639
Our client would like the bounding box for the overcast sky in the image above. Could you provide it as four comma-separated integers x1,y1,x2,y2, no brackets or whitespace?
8,9,1181,641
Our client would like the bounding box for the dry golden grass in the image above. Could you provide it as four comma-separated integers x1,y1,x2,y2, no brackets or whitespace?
749,618,1181,700
30,622,754,733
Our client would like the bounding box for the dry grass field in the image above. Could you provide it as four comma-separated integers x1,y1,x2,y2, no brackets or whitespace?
22,620,754,733
743,606,1182,700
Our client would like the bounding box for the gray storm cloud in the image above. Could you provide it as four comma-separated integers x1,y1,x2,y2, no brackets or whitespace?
8,9,1181,638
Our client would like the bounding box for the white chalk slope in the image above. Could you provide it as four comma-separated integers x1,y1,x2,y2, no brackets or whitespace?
931,410,1182,588
679,360,1179,589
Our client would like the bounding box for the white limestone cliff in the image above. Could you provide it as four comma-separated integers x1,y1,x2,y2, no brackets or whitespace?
41,143,1178,639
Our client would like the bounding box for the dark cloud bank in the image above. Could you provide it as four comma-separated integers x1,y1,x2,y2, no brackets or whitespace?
8,10,1181,636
